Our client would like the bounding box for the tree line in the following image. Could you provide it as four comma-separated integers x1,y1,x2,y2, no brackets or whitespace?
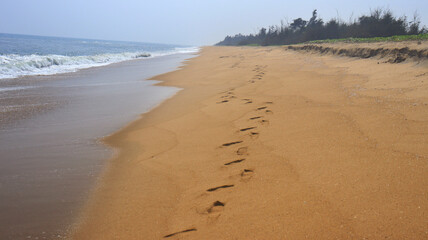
216,9,426,46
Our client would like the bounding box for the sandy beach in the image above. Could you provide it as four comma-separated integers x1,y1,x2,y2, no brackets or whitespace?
73,44,428,239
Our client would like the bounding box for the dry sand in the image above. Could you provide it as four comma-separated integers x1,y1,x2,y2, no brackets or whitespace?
73,44,428,239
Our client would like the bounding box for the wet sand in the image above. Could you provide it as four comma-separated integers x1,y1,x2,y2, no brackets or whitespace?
74,45,428,239
0,53,193,239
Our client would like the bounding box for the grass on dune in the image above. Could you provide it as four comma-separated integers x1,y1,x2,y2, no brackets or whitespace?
305,33,428,44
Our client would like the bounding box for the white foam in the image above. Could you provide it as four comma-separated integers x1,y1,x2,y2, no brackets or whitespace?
0,86,35,92
0,47,199,79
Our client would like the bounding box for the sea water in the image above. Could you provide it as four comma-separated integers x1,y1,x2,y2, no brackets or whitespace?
0,33,197,79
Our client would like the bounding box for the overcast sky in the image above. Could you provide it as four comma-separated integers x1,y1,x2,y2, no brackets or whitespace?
1,0,427,46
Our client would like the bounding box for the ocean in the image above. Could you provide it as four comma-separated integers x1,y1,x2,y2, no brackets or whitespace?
0,33,198,239
0,33,197,79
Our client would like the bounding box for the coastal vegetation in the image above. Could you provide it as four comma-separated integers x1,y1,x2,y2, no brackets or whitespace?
216,9,427,46
306,33,428,44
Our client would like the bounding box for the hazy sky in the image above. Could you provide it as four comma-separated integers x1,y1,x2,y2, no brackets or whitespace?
1,0,427,46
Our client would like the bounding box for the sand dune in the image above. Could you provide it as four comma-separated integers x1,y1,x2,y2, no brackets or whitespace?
73,44,428,239
287,41,428,63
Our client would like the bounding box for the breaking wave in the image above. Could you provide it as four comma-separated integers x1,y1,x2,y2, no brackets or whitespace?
0,47,199,79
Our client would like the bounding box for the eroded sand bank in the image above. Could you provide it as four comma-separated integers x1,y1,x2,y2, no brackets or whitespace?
73,45,428,239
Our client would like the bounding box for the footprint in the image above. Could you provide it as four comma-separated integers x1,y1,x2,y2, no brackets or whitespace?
265,110,273,114
213,200,225,206
164,228,197,238
240,127,256,132
222,141,243,147
240,169,254,181
241,169,254,176
249,116,262,120
237,147,248,155
265,101,273,104
250,132,259,137
207,201,225,213
217,100,229,104
259,119,270,125
257,106,267,110
224,158,245,166
207,185,234,192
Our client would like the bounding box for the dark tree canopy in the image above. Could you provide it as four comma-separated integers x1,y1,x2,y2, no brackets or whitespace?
216,9,426,46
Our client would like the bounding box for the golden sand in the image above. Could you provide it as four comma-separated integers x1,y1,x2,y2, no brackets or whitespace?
73,45,428,239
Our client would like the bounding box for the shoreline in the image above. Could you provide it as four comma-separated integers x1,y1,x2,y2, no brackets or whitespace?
73,45,428,239
71,53,201,238
68,52,199,236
